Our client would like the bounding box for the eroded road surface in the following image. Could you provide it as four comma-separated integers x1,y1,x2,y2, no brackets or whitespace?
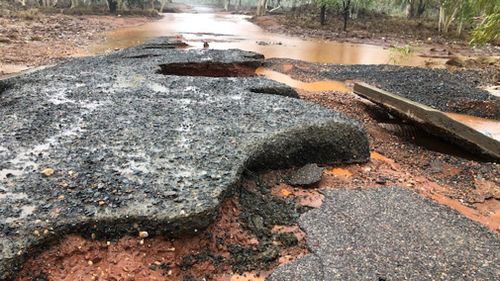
1,37,499,280
0,39,369,279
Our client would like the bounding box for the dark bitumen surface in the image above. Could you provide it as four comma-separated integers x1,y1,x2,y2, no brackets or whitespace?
0,40,369,279
267,187,500,281
267,254,323,281
265,59,500,119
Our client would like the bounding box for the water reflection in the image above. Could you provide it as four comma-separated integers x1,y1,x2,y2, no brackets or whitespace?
256,67,350,92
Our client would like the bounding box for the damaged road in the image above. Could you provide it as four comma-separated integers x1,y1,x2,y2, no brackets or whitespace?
0,39,369,279
268,187,500,281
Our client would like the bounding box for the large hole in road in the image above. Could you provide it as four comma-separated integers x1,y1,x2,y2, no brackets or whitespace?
157,62,258,77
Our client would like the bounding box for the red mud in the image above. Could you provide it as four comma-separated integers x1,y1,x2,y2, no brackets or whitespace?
16,178,310,281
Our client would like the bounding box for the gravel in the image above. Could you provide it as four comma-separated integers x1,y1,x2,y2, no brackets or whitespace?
265,59,500,119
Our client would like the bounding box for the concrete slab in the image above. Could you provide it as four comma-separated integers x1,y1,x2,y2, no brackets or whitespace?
0,43,369,279
354,82,500,161
268,187,499,281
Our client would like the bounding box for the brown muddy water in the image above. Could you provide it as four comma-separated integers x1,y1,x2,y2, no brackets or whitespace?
255,67,351,92
82,10,442,67
446,113,500,142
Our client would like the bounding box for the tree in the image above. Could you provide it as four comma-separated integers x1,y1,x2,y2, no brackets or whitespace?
470,0,500,44
256,0,268,16
403,0,427,18
341,0,351,31
470,12,500,45
320,4,326,25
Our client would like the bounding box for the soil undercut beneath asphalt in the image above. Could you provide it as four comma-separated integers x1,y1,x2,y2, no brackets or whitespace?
15,171,314,281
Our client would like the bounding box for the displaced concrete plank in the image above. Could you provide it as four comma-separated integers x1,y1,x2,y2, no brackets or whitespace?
354,82,500,161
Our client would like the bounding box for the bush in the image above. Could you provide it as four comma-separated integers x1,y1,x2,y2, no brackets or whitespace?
14,8,40,20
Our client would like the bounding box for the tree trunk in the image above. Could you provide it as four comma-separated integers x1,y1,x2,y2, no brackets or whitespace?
160,0,168,12
107,0,117,13
224,0,230,11
342,0,351,32
320,4,326,26
406,0,415,19
416,0,426,18
438,3,458,34
71,0,79,9
256,0,267,16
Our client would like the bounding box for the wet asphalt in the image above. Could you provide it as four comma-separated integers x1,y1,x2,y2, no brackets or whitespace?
268,187,500,281
0,39,369,279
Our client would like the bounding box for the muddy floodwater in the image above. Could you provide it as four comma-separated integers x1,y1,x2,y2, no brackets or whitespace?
255,67,351,92
446,113,500,141
83,9,442,67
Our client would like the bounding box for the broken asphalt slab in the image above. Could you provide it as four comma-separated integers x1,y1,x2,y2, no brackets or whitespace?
268,187,499,281
0,41,369,279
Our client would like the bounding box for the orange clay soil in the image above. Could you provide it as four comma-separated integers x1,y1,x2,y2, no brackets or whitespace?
16,176,309,281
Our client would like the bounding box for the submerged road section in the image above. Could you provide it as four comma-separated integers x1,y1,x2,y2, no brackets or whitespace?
0,38,369,279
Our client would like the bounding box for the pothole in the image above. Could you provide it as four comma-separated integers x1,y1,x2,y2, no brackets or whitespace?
14,170,319,281
157,62,258,77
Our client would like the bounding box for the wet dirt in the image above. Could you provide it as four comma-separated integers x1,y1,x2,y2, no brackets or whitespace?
242,59,498,233
0,14,154,77
267,65,499,232
250,10,500,59
15,172,311,281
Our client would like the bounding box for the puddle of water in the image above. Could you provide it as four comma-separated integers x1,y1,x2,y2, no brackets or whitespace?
81,12,440,67
484,85,500,98
445,113,500,141
256,67,350,92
